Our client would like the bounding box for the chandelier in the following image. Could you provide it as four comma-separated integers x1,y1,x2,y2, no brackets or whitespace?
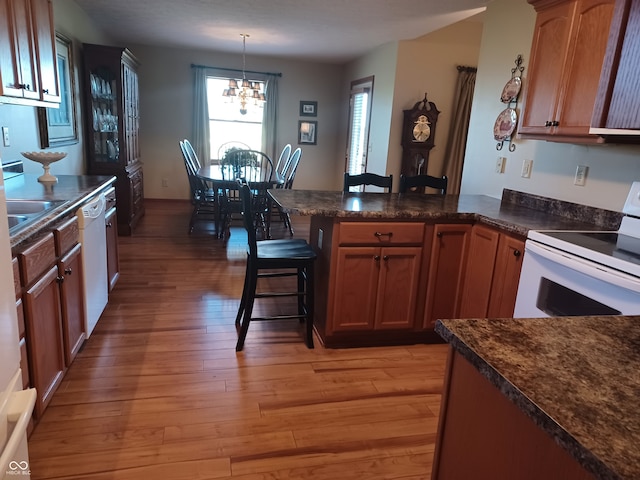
222,34,266,115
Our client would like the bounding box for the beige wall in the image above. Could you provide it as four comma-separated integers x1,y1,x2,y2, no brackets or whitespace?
131,45,343,199
0,1,113,174
461,0,640,211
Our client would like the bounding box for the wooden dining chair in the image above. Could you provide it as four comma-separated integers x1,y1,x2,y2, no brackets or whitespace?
399,174,448,194
343,172,393,193
218,150,274,240
179,140,217,234
272,147,302,236
274,144,292,185
235,179,317,351
182,138,201,169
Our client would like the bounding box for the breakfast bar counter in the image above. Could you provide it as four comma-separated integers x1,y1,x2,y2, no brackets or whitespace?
434,316,640,480
268,188,622,348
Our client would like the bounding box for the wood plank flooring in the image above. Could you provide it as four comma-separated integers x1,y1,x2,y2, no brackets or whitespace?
27,200,448,480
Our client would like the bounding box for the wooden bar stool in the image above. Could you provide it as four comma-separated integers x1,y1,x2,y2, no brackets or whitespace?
234,180,317,351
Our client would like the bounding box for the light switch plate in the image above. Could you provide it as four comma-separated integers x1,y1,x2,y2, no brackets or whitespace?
2,127,9,147
521,159,533,178
574,165,588,186
495,157,506,174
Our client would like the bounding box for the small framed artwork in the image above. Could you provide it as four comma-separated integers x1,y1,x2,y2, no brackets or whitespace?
298,120,317,145
37,32,78,148
299,100,317,117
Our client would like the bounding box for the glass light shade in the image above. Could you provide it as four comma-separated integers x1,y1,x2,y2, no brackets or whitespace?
228,79,238,89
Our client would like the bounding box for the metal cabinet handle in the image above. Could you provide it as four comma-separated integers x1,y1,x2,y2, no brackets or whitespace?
513,249,521,258
373,255,380,261
56,276,64,283
436,232,443,238
552,120,559,127
106,222,113,228
374,232,393,238
383,255,389,261
64,267,73,275
545,121,552,127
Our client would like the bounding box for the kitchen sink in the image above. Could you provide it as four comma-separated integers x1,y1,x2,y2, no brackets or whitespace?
8,215,28,228
6,200,58,215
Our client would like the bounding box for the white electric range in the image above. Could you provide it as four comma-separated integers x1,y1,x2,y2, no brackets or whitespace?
514,182,640,318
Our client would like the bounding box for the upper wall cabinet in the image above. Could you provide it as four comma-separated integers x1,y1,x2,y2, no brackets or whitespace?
591,0,640,135
519,0,615,143
0,0,60,106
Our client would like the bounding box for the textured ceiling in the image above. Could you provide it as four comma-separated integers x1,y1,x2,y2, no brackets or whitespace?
72,0,489,63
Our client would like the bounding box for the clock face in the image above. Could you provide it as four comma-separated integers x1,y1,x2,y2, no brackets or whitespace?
412,115,431,142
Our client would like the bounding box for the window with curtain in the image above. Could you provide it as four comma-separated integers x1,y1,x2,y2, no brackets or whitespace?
206,77,264,160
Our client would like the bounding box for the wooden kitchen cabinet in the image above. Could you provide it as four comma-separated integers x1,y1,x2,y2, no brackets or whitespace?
105,187,120,291
83,43,144,235
332,246,422,332
18,233,65,419
0,0,59,105
519,0,615,142
432,350,593,480
423,224,472,329
54,216,86,366
459,225,525,319
591,0,640,132
326,222,425,335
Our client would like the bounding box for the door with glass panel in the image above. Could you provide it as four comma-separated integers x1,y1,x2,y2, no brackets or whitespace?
345,76,374,179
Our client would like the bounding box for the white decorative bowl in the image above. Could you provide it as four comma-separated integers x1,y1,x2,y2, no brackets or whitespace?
21,151,67,183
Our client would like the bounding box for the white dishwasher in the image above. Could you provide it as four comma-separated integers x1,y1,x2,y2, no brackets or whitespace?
76,193,108,337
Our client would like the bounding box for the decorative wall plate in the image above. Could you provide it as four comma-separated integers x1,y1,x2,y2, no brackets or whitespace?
500,76,522,103
493,108,517,141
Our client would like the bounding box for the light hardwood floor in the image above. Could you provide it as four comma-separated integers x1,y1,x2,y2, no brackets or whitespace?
28,200,448,480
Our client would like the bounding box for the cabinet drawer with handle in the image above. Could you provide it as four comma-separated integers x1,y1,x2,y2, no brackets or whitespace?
339,222,425,245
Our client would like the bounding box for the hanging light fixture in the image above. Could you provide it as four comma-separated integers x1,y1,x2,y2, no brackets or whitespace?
222,34,266,115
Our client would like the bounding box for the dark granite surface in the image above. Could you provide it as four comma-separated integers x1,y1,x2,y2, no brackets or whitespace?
436,317,640,480
6,174,115,249
269,190,617,236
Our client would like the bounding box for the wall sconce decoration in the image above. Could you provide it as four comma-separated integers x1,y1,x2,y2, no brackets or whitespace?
495,54,525,152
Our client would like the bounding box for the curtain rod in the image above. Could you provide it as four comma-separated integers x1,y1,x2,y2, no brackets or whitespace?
190,63,282,77
457,65,477,73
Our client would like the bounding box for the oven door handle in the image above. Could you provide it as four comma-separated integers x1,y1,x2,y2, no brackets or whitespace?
526,241,640,293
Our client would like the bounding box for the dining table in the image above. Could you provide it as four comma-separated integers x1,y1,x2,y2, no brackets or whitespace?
196,164,282,238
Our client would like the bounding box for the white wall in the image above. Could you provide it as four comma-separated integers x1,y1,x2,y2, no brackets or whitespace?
0,1,113,174
461,0,640,211
132,44,343,199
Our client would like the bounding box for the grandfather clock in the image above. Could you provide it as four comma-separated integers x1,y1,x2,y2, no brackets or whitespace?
401,93,440,176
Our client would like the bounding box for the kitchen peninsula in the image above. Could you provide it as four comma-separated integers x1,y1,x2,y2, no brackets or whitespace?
433,316,640,480
269,189,622,347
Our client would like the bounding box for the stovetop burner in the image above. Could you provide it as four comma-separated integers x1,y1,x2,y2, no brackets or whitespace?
541,231,640,265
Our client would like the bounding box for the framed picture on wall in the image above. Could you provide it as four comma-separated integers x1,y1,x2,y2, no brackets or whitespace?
298,120,317,145
299,101,317,117
37,33,78,148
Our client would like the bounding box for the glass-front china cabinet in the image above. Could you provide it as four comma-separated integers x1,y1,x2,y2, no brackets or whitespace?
82,43,144,235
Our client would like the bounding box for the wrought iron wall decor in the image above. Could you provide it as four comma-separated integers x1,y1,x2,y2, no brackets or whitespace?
494,54,524,152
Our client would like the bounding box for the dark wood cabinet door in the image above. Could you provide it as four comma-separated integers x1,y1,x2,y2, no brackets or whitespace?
459,225,500,319
23,264,65,418
31,0,59,102
58,243,86,366
374,247,422,330
424,224,472,329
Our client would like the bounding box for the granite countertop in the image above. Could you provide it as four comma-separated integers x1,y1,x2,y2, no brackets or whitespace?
436,317,640,480
268,189,622,236
6,174,116,249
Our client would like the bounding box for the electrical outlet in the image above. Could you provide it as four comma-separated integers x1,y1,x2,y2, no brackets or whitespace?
521,159,533,178
161,178,168,187
495,157,506,174
574,165,589,186
2,127,9,147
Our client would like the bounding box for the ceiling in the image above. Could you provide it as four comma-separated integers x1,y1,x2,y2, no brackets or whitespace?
72,0,489,64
